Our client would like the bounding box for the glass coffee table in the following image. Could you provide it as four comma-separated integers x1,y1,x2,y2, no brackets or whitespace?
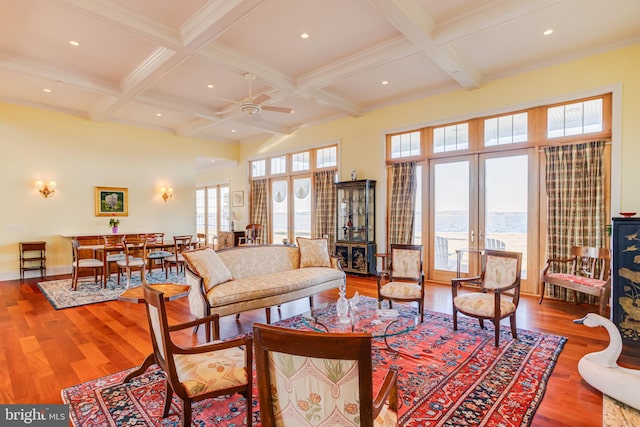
301,297,420,359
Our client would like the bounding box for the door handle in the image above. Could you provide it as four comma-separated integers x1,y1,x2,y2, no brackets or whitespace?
479,231,484,243
470,230,474,243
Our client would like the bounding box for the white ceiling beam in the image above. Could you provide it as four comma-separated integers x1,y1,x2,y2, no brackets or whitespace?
311,89,364,117
369,0,482,89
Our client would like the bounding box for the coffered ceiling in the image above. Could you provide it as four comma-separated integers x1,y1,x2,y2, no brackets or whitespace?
1,0,638,145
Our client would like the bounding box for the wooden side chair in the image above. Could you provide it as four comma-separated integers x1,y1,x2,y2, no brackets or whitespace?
451,250,522,347
102,235,126,285
116,237,147,288
253,323,398,426
71,240,104,290
142,282,253,427
141,233,172,276
540,246,611,316
239,224,263,245
164,235,192,278
377,244,425,322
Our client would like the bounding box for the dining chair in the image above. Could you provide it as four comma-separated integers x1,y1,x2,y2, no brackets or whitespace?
141,233,172,276
142,282,253,427
238,224,263,245
377,244,425,322
71,240,104,290
116,237,147,288
253,323,398,426
164,235,192,278
102,235,126,285
451,250,522,347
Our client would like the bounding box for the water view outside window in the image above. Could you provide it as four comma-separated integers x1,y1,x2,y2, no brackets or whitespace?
293,177,312,240
271,180,288,243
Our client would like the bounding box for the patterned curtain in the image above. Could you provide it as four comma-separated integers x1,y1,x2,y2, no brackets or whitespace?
388,161,417,245
250,179,269,243
544,140,606,301
314,170,337,248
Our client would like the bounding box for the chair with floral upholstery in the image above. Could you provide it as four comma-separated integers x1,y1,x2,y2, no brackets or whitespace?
451,250,522,347
377,244,425,322
142,282,253,427
253,323,398,427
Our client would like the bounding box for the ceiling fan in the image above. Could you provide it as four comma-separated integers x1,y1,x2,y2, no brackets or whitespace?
233,73,294,116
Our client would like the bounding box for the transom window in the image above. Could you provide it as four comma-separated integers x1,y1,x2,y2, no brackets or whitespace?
316,146,337,168
292,151,310,172
271,156,287,175
390,131,421,158
547,98,603,138
484,112,528,146
433,123,469,153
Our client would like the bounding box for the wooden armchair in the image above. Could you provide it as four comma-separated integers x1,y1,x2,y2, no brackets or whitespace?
253,323,398,426
377,244,425,322
164,235,192,278
142,282,253,426
539,246,611,316
239,224,263,245
451,250,522,347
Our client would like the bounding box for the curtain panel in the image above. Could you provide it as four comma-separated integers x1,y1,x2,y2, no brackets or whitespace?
314,170,337,249
544,140,606,301
388,161,417,245
250,179,269,243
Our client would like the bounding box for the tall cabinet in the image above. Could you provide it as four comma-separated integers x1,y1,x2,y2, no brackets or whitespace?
612,217,640,352
335,180,376,275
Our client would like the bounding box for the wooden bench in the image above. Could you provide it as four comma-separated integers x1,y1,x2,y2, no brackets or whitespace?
539,246,611,316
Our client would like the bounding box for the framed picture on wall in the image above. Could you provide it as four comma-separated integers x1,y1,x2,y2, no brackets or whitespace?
232,191,244,207
95,186,128,216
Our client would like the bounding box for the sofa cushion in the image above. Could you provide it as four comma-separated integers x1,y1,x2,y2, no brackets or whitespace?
206,267,344,307
297,237,331,268
183,248,233,293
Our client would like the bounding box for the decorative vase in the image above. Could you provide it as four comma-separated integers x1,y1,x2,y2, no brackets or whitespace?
112,226,118,234
336,283,349,320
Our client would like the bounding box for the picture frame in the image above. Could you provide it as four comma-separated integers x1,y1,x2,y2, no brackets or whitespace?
95,186,128,216
231,191,244,207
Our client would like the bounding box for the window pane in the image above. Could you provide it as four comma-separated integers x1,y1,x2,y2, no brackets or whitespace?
485,113,528,146
513,113,528,142
433,128,445,153
434,123,468,153
547,98,603,138
484,118,498,146
293,177,312,241
220,186,230,232
271,180,288,243
271,156,287,174
252,160,266,177
316,146,337,168
196,188,205,234
292,151,310,172
207,189,217,240
391,131,421,158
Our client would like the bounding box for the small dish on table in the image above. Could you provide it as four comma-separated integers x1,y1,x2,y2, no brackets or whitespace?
619,212,637,218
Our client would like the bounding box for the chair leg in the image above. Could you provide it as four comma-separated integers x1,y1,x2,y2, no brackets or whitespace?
266,307,271,324
182,400,192,427
71,269,78,291
479,319,485,329
493,319,500,347
509,314,518,341
538,282,546,304
452,308,458,331
162,382,173,418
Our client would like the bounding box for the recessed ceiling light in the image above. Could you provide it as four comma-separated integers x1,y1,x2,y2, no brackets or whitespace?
156,113,162,117
207,84,214,89
381,80,389,85
232,129,236,133
543,29,554,36
43,88,51,93
69,40,80,47
300,33,309,39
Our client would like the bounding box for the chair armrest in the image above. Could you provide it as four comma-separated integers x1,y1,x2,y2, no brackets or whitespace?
451,275,482,287
542,257,574,275
173,333,253,355
168,313,220,333
373,367,399,416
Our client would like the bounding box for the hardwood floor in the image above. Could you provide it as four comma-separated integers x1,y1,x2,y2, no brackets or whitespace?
1,273,636,426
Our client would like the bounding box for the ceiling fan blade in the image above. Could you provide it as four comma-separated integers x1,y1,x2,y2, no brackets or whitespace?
253,93,271,104
261,105,294,114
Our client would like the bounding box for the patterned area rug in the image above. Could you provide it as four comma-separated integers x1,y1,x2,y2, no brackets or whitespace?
61,297,566,426
37,271,186,309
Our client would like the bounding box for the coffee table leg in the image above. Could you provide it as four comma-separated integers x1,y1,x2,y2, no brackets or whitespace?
122,353,156,383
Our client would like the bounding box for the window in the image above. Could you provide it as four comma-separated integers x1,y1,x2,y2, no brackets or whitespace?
547,98,603,138
316,146,337,168
484,113,528,146
292,151,310,172
390,131,421,158
251,159,266,177
433,123,469,153
195,184,229,245
271,156,287,175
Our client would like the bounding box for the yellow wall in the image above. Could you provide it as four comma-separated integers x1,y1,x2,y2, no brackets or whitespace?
0,105,236,279
3,43,639,279
207,43,640,248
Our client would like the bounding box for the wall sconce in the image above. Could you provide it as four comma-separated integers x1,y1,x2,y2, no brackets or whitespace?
35,180,56,198
160,186,173,202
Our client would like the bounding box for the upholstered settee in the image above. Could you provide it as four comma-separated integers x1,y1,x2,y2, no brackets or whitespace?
183,240,345,339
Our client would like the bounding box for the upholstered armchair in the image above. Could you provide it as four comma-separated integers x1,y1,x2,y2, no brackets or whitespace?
142,282,253,427
377,244,425,322
216,231,235,250
253,323,398,426
451,250,522,347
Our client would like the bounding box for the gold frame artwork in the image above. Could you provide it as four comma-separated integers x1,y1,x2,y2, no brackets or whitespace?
95,186,129,216
232,191,244,207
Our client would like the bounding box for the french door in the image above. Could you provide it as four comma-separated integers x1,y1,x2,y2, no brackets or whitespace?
270,176,312,244
428,149,536,292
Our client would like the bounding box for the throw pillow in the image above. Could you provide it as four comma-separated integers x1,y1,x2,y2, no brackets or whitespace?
297,237,331,268
183,248,233,292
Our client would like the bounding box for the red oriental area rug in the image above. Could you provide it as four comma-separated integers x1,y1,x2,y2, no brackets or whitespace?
62,297,566,426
